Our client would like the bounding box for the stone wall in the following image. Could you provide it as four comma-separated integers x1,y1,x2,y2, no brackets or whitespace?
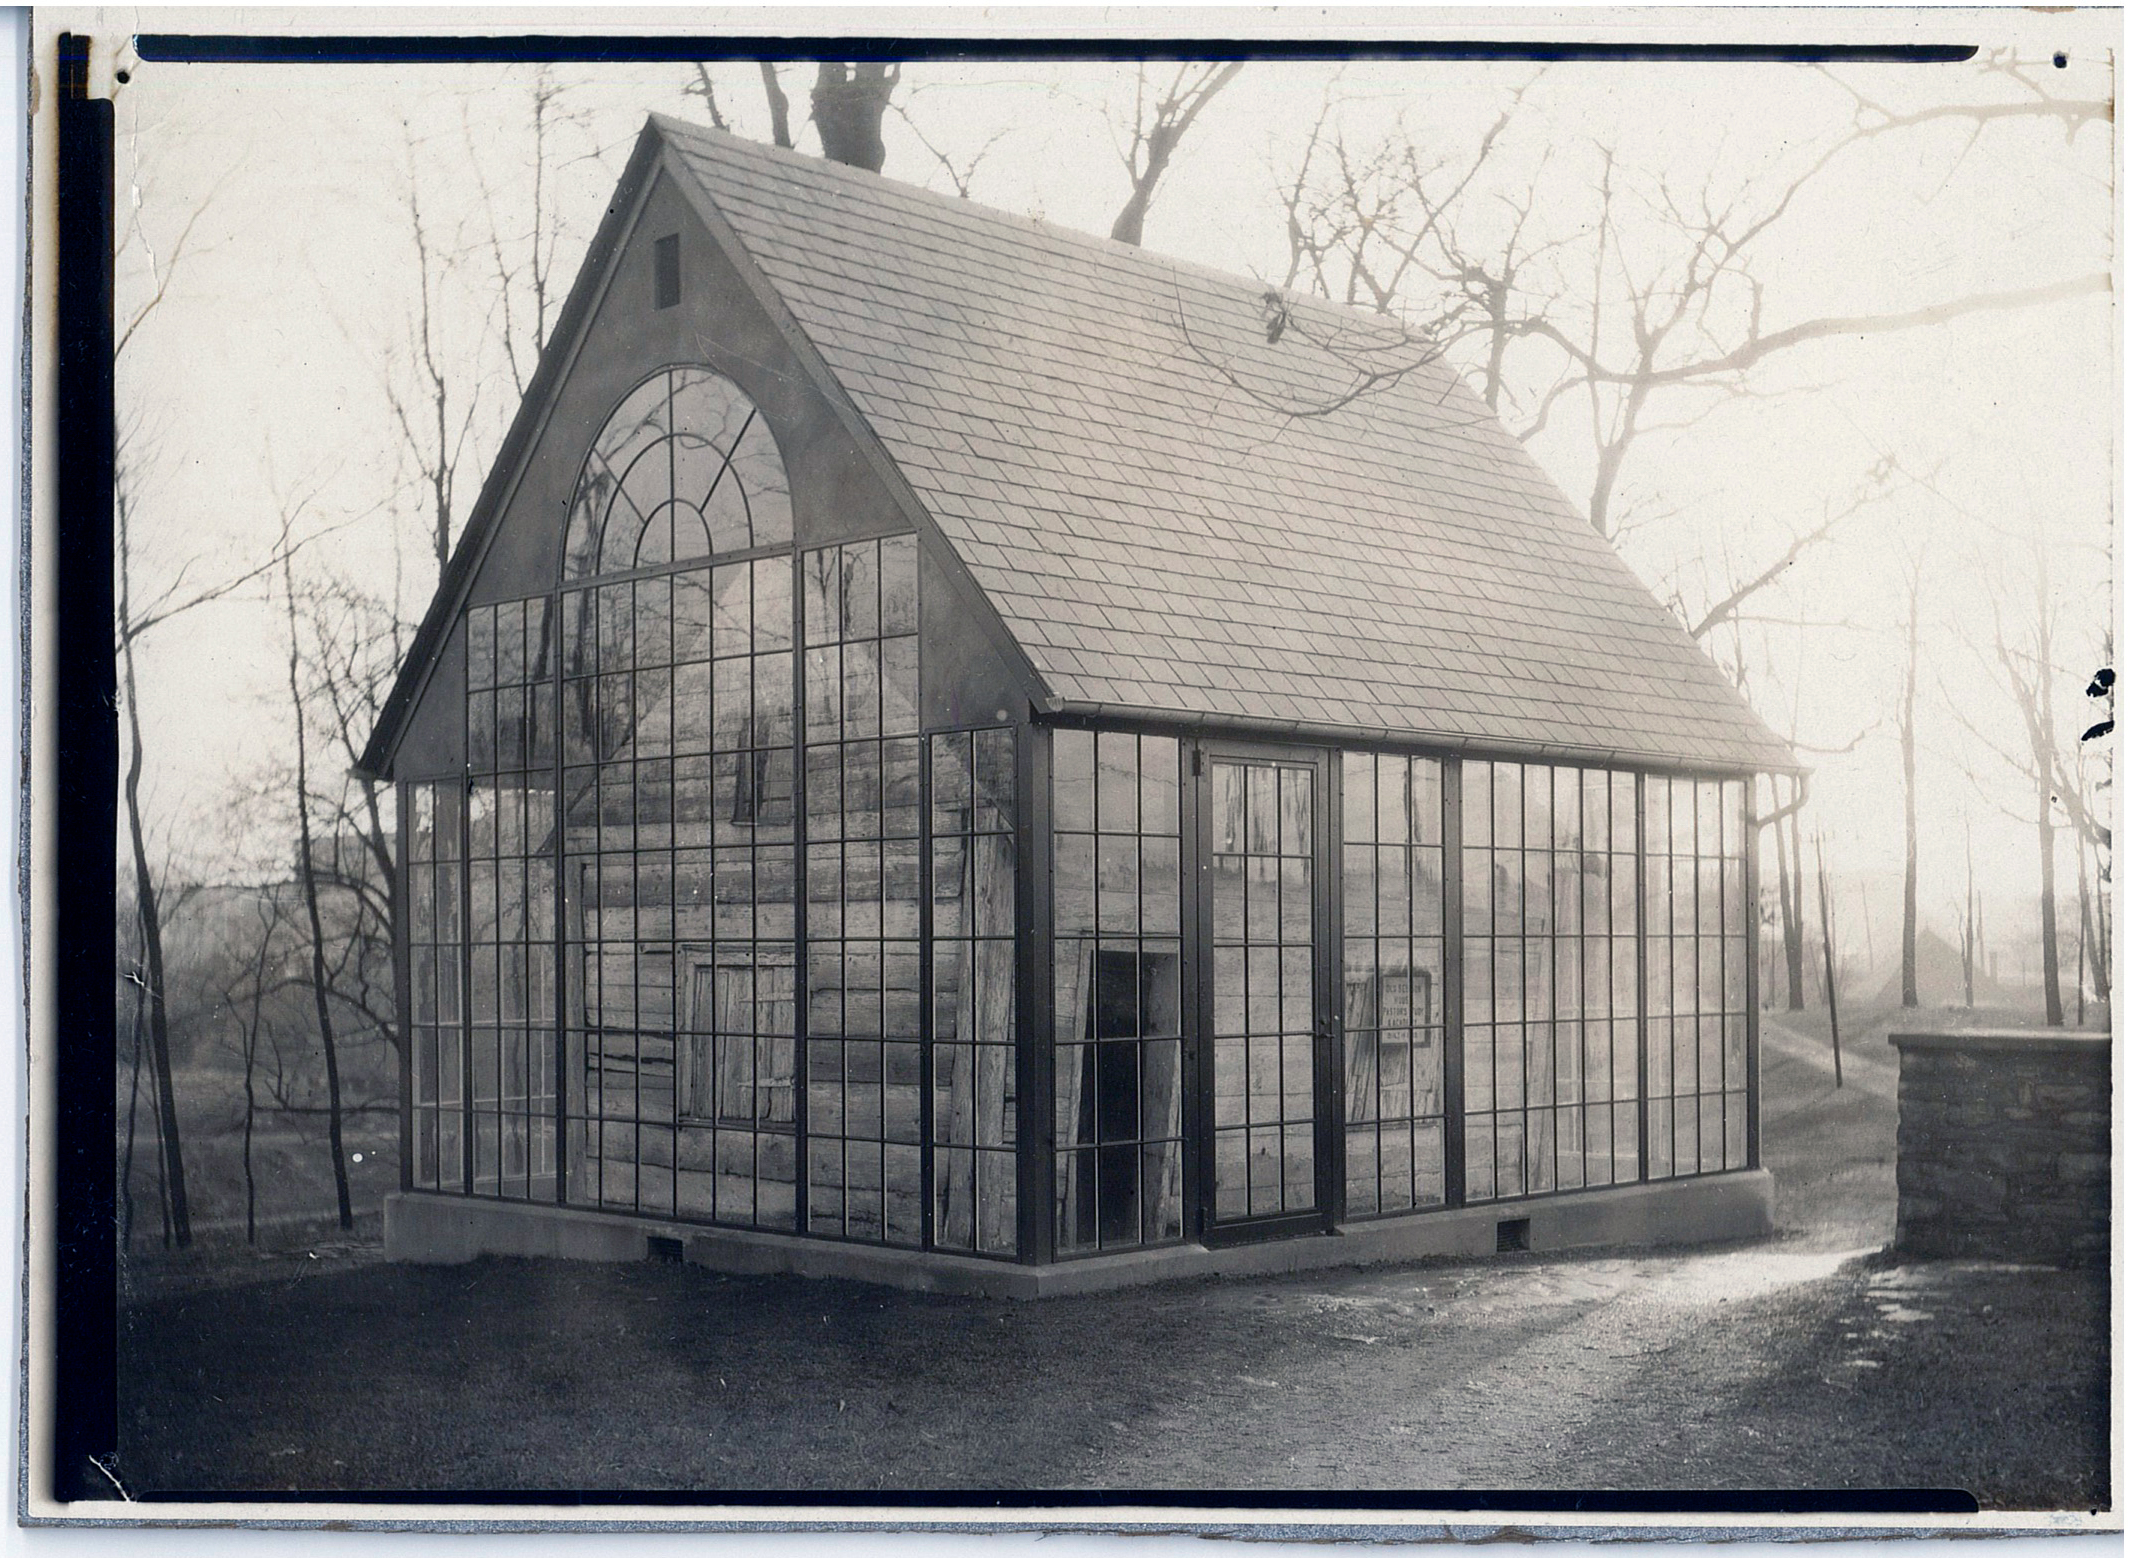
1890,1030,2110,1267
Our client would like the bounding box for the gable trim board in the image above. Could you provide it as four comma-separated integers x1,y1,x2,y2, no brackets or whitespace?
363,114,1795,782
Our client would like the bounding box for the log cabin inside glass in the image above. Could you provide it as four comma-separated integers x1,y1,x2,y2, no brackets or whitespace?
364,116,1793,1273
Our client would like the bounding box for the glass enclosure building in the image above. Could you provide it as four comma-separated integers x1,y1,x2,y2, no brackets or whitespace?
365,118,1791,1286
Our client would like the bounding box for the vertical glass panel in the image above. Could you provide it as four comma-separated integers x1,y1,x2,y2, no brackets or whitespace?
801,548,842,646
880,535,918,636
1141,837,1180,935
1462,761,1491,852
973,728,1015,833
1096,733,1138,833
1245,766,1277,855
1342,753,1375,844
468,606,496,691
843,541,880,643
842,640,881,739
880,636,919,736
1213,763,1245,855
1412,760,1442,848
1139,739,1179,837
1492,763,1522,853
1279,768,1312,857
1053,729,1094,832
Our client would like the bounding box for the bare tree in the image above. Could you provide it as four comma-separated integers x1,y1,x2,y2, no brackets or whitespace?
110,160,246,1250
812,62,901,171
1954,820,1981,1010
760,64,795,148
892,91,1010,200
216,886,292,1244
1273,64,2110,659
686,63,731,134
386,160,487,589
468,68,589,399
1814,830,1844,1087
1898,550,1924,1007
1947,542,2079,1026
117,448,305,1249
1108,63,1245,247
279,524,354,1230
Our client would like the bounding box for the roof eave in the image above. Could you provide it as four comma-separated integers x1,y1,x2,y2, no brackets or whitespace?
1039,698,1803,779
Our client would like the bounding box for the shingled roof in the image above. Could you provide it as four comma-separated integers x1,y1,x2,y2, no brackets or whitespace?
657,117,1790,774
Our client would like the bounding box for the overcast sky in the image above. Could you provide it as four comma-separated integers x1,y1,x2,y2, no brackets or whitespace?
99,9,2117,973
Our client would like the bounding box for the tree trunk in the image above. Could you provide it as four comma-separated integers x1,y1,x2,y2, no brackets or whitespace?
2093,840,2113,1023
285,568,355,1229
2074,837,2091,1025
759,63,793,149
1814,834,1843,1089
121,979,146,1251
1110,64,1244,248
811,62,897,172
2037,797,2064,1027
1781,800,1807,1009
1961,825,1977,1010
120,631,190,1247
1899,581,1920,1007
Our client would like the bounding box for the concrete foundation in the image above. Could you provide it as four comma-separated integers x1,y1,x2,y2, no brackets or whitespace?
385,1167,1775,1298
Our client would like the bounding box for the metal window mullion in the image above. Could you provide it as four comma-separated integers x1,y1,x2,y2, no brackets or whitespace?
1545,772,1560,1195
458,774,476,1196
1744,782,1762,1169
1634,772,1650,1182
790,548,809,1236
553,592,573,1207
1178,738,1203,1243
394,781,414,1195
917,736,934,1251
1442,759,1465,1209
1320,748,1344,1227
1016,723,1050,1264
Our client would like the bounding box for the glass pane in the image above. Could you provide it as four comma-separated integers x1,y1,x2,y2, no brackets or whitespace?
880,535,918,636
1376,757,1409,846
1053,730,1094,832
468,606,496,691
1462,761,1490,851
973,728,1015,833
1342,753,1374,844
1139,739,1179,837
1097,733,1138,833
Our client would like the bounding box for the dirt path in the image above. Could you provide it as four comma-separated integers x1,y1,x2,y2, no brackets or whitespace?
1072,1243,1862,1488
117,1004,2106,1506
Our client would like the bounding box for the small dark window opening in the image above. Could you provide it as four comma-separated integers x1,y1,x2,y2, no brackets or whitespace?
653,233,681,309
1068,950,1184,1248
646,1234,685,1264
1496,1217,1531,1253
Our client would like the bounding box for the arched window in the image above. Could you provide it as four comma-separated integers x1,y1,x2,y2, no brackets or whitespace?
562,366,792,579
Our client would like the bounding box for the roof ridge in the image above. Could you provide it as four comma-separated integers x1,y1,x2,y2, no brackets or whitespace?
649,112,1430,344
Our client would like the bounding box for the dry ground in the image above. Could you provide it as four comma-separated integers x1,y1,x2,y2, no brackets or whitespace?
114,1005,2109,1508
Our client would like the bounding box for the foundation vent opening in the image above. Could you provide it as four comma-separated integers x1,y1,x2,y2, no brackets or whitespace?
1495,1218,1531,1254
646,1235,685,1265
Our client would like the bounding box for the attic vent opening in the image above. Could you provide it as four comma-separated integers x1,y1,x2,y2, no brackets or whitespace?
653,232,681,309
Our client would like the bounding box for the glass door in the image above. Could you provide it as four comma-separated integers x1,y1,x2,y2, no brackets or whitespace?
1197,745,1333,1239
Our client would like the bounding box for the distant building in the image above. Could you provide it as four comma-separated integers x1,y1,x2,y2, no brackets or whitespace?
360,117,1795,1291
1870,927,2009,1009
